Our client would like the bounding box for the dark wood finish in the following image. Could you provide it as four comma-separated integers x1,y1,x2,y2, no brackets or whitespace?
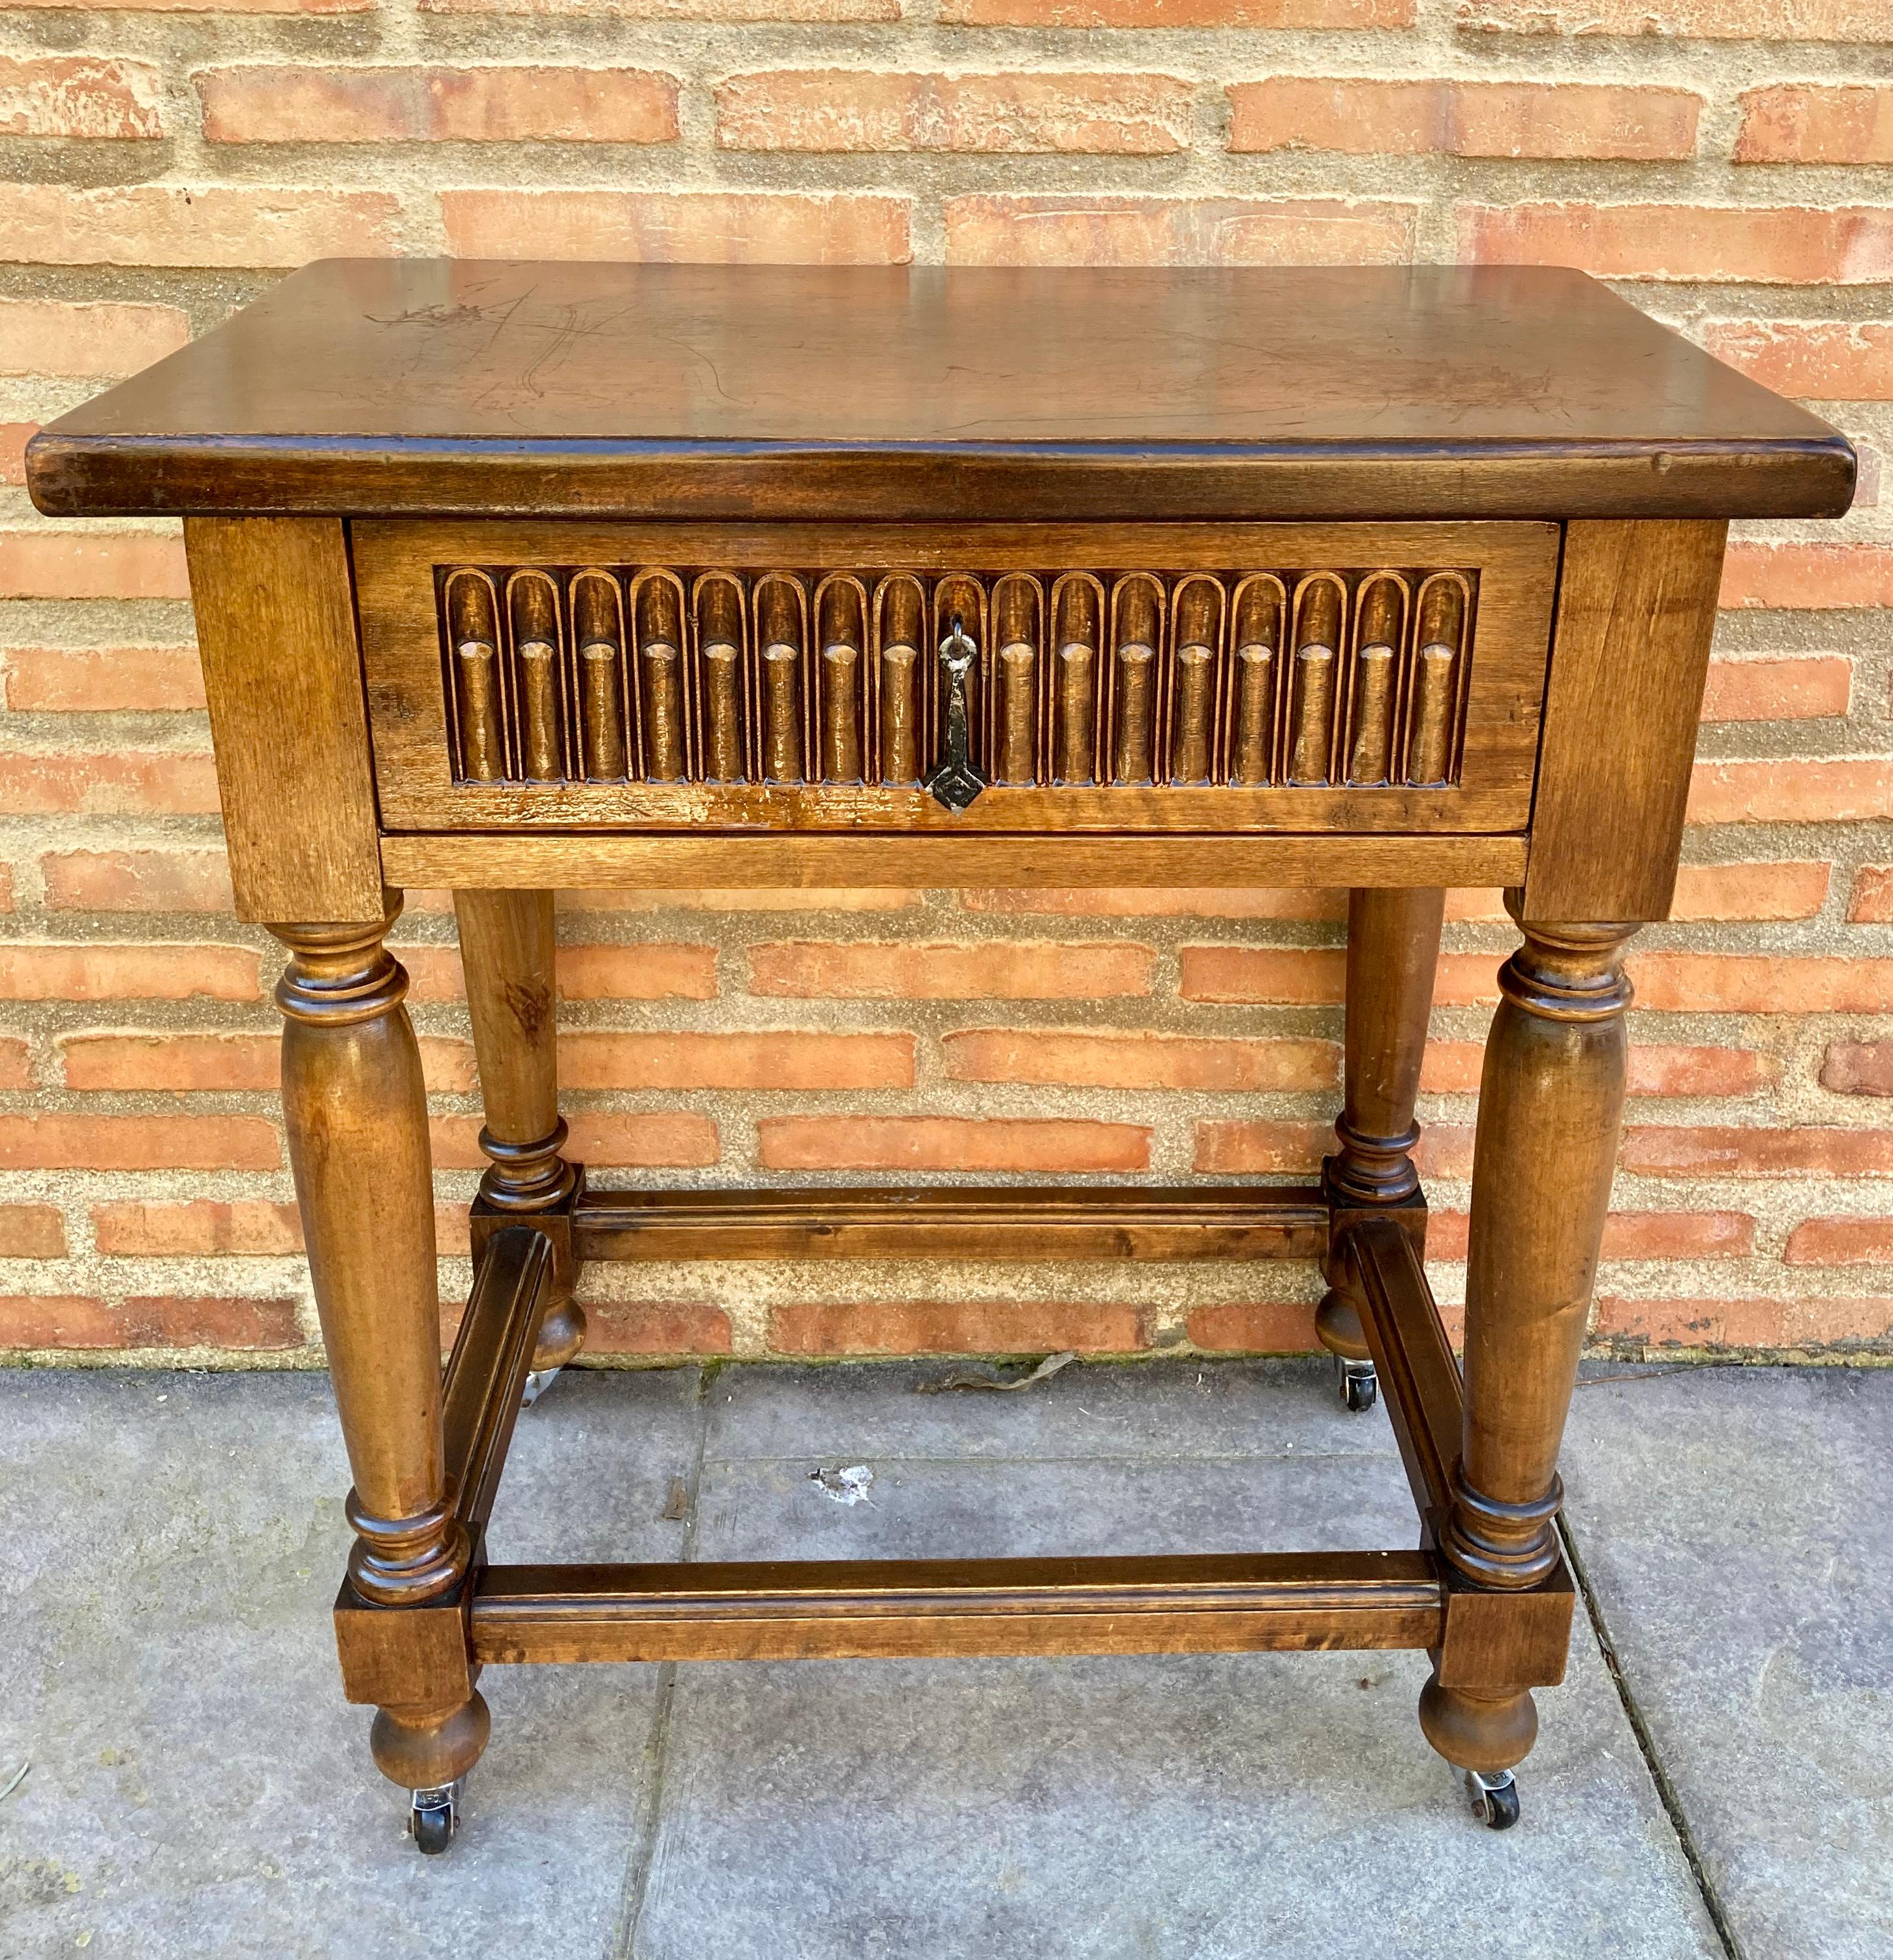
1316,887,1444,1366
470,1552,1444,1664
454,889,584,1369
573,1183,1328,1264
356,519,1557,838
27,262,1851,523
184,518,384,925
31,258,1856,1834
1524,520,1727,923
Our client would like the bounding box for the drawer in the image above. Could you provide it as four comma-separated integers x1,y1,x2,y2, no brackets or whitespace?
353,521,1559,836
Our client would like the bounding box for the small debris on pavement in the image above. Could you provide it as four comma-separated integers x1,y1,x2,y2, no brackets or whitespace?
916,1351,1077,1395
659,1477,690,1522
809,1463,875,1505
0,1761,28,1803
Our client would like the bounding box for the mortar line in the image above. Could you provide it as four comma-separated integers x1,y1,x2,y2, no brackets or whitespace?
1559,1514,1748,1960
611,1361,717,1960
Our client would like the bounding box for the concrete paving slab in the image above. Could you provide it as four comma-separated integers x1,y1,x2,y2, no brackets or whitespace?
0,1369,698,1960
1562,1365,1893,1960
634,1359,1724,1960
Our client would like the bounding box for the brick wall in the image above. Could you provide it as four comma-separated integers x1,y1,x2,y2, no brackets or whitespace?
3,0,1892,1368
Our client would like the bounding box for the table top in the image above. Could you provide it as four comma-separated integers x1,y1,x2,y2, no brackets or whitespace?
27,258,1852,524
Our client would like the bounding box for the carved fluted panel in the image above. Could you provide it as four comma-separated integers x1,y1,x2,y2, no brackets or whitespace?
436,562,1478,793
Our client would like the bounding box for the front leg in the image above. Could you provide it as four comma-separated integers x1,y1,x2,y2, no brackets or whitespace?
273,896,488,1841
1419,898,1637,1810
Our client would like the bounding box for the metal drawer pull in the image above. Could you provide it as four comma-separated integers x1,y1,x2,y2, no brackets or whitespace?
923,615,986,812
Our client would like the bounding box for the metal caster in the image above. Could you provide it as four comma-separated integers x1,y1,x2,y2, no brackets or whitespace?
1466,1768,1520,1831
408,1779,463,1855
521,1366,560,1409
1336,1356,1378,1413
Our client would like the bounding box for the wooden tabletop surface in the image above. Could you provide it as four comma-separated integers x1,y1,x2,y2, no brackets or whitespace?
27,258,1853,523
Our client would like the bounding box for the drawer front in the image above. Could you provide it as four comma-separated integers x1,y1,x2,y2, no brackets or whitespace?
354,521,1558,836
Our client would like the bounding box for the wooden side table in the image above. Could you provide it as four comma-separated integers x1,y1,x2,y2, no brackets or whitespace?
28,260,1853,1852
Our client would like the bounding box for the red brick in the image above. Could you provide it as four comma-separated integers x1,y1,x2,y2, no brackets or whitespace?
1687,759,1893,825
960,887,1343,922
1179,946,1345,1005
91,1199,302,1256
1420,1041,1774,1097
1701,654,1851,721
946,195,1418,266
401,940,718,1003
759,1115,1149,1172
1720,544,1893,609
1599,1291,1893,1349
441,191,910,263
1784,1216,1893,1264
426,0,893,16
1193,1120,1328,1174
1228,78,1699,161
198,65,679,144
1821,1041,1893,1095
1735,85,1893,164
10,0,370,11
579,1300,733,1355
0,532,189,600
717,70,1192,154
0,1036,27,1088
1458,0,1893,35
1433,1208,1755,1261
1185,1300,1321,1353
0,423,30,484
5,644,204,711
42,849,234,913
0,55,161,138
0,186,399,266
1670,861,1830,921
771,1298,1143,1355
0,754,220,815
0,944,258,1002
0,1294,301,1350
0,1204,65,1257
561,1030,914,1090
0,1114,278,1169
1622,1125,1893,1177
1459,202,1893,284
0,299,189,376
750,940,1154,999
431,1110,717,1169
61,1032,279,1091
1848,869,1893,923
943,1028,1337,1091
1630,953,1893,1015
1704,321,1893,401
945,0,1407,20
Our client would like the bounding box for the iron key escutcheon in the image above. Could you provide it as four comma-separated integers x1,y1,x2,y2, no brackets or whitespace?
923,614,987,812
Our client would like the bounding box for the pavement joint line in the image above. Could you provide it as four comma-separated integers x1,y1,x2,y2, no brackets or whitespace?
1558,1512,1748,1960
611,1364,714,1960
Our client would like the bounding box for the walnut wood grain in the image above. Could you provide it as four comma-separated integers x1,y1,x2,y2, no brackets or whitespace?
29,262,1853,523
184,518,384,924
573,1183,1328,1264
470,1552,1444,1664
1524,520,1727,923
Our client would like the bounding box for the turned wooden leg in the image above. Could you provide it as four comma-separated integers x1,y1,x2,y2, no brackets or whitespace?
454,888,583,1381
273,896,489,1804
1419,897,1637,1784
1317,887,1445,1400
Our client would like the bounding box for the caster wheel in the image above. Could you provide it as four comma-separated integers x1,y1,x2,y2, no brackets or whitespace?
409,1780,462,1855
1337,1358,1378,1413
1466,1769,1520,1831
